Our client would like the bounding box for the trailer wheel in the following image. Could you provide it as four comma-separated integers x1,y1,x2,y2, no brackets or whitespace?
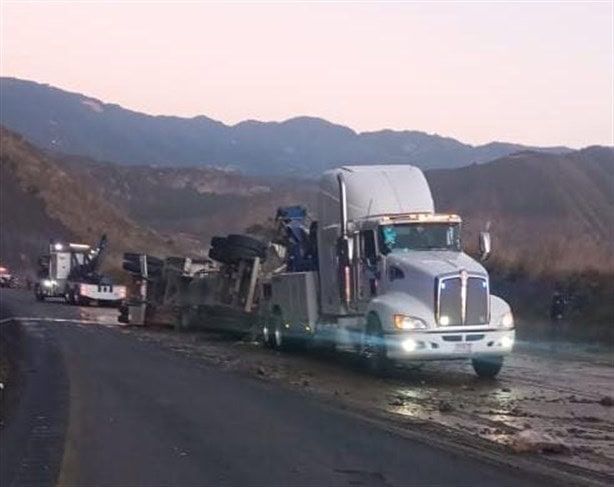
225,245,263,261
472,356,504,379
176,307,202,331
210,236,227,249
226,235,267,255
262,315,276,348
363,314,392,377
34,285,44,302
272,311,288,351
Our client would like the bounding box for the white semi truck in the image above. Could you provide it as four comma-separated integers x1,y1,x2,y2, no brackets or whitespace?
34,235,126,306
259,165,515,378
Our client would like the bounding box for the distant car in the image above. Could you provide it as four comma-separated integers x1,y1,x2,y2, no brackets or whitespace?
0,266,14,288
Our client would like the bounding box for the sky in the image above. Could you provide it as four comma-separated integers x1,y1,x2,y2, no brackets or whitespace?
0,1,612,148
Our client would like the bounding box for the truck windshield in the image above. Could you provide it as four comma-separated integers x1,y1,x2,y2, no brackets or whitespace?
378,222,461,253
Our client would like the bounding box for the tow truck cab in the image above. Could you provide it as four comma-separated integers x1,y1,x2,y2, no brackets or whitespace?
262,165,515,378
35,239,125,305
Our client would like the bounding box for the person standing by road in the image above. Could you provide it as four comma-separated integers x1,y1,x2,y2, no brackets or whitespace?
549,289,567,349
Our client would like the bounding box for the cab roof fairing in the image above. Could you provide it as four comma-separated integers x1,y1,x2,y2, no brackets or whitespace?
317,165,435,231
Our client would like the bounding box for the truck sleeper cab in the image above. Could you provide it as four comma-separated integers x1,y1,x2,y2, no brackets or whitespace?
261,165,515,378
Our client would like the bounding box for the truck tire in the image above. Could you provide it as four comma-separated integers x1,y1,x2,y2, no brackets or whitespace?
175,308,193,331
261,314,276,349
210,236,227,249
226,235,267,254
272,311,288,351
122,253,141,274
165,257,185,271
34,285,44,302
363,314,393,377
146,256,163,277
208,246,232,264
209,244,263,264
472,356,504,379
225,245,263,261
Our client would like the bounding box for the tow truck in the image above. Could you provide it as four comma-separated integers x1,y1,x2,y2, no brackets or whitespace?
256,165,515,377
34,234,126,306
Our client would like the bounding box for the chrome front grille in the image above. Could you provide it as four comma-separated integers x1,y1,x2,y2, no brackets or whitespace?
466,277,489,324
436,273,489,326
438,277,462,325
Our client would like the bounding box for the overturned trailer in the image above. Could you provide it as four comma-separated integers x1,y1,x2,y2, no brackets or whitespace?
118,235,266,334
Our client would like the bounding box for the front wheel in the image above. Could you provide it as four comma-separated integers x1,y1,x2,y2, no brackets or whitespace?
65,288,76,305
34,285,45,302
175,307,198,331
362,314,393,377
472,356,504,379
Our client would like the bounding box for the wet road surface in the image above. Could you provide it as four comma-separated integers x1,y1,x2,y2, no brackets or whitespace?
0,289,610,486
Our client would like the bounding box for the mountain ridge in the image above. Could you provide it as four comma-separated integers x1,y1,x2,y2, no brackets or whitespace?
0,77,574,177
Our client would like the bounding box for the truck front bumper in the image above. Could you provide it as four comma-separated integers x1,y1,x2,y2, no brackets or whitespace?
80,285,126,302
385,328,515,361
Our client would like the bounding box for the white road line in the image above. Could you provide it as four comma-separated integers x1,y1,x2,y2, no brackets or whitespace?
0,316,111,325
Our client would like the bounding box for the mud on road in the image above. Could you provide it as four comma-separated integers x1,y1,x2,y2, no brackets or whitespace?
3,291,613,485
111,321,614,484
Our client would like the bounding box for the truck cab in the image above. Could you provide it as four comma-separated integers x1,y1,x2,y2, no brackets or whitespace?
263,165,515,378
34,238,126,306
348,213,513,373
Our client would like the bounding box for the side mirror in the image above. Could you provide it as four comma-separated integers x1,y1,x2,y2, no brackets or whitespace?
479,232,491,261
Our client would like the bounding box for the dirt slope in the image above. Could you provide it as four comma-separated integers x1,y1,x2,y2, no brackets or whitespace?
426,147,614,273
0,127,183,272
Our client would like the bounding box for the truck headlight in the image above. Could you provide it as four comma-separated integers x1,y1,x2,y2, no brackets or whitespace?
394,315,427,330
43,279,56,288
499,311,514,328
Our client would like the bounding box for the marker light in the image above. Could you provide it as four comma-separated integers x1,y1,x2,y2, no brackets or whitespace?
439,315,450,326
54,243,63,251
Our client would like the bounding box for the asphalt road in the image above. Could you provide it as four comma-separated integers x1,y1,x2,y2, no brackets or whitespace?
0,289,547,487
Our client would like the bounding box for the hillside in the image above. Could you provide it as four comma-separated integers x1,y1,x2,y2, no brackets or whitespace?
56,156,318,245
3,130,612,336
426,147,614,273
0,77,570,177
51,144,614,275
0,127,187,273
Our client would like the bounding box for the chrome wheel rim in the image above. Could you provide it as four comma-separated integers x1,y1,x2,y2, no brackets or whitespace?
274,322,283,348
